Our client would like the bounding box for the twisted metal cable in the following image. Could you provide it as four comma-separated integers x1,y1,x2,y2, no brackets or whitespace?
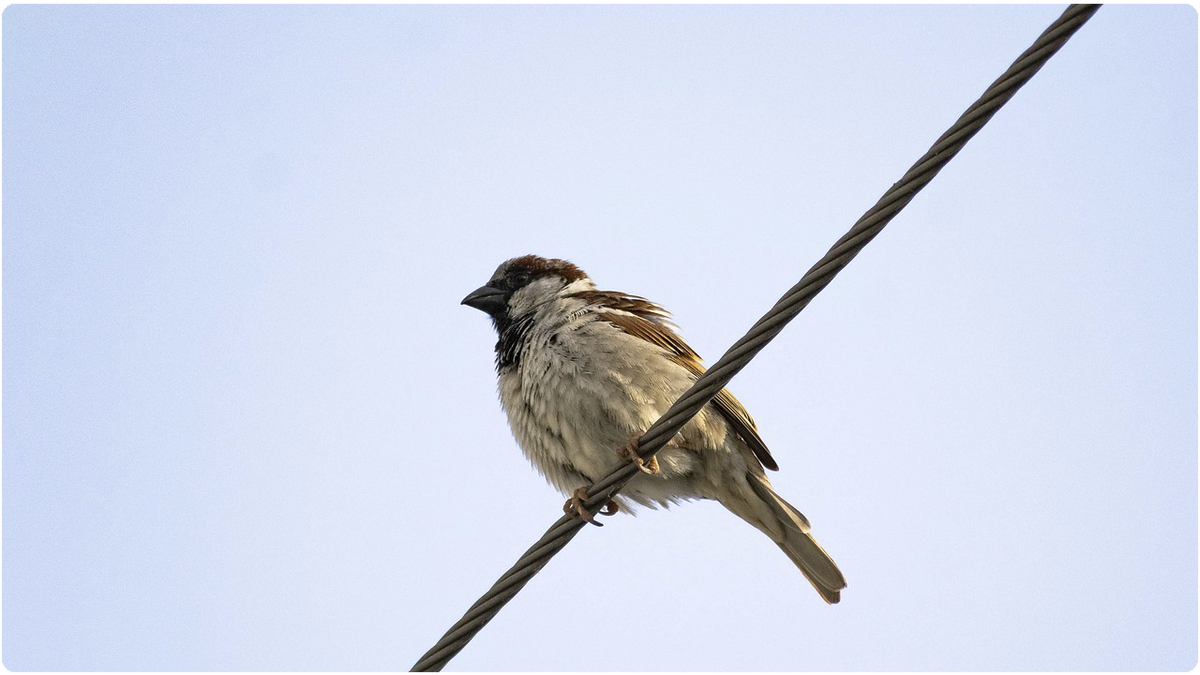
412,5,1100,670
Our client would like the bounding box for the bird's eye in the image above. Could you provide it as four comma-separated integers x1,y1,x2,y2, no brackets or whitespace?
509,271,531,287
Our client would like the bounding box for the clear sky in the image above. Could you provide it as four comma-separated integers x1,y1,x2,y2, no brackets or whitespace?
3,3,1196,672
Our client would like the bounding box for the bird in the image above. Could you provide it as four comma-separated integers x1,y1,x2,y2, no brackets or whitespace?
461,254,846,603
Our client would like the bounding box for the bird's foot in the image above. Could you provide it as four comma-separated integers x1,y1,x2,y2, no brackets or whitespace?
617,436,659,475
563,488,619,526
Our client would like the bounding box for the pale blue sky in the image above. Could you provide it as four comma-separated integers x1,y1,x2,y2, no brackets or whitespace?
3,4,1196,671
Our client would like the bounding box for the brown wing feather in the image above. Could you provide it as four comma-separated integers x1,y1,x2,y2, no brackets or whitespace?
570,290,780,472
708,387,780,472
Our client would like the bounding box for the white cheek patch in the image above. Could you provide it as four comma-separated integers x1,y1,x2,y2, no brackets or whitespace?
509,277,565,316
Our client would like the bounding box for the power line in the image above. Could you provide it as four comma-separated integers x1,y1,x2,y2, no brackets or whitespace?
411,5,1101,670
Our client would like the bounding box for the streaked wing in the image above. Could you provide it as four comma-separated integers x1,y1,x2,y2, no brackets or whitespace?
571,289,780,472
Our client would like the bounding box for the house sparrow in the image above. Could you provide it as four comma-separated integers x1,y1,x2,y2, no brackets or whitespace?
462,254,846,604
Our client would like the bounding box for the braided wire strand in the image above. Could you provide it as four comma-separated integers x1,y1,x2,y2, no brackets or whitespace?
412,5,1100,670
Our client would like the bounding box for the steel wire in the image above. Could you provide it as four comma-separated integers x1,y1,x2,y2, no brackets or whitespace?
412,5,1100,670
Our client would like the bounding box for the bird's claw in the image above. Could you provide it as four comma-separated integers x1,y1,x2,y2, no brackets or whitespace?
617,437,659,475
563,488,619,526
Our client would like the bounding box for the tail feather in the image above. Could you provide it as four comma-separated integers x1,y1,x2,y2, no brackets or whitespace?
727,474,847,604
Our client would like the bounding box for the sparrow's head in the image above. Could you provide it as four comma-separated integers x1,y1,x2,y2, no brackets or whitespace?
462,255,590,329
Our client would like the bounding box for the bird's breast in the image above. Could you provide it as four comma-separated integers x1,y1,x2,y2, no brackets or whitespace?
497,314,706,486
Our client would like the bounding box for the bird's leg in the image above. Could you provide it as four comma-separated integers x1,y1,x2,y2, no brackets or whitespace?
563,487,612,526
617,436,659,475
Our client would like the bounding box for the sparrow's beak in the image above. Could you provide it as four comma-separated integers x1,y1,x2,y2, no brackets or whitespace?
461,284,507,315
